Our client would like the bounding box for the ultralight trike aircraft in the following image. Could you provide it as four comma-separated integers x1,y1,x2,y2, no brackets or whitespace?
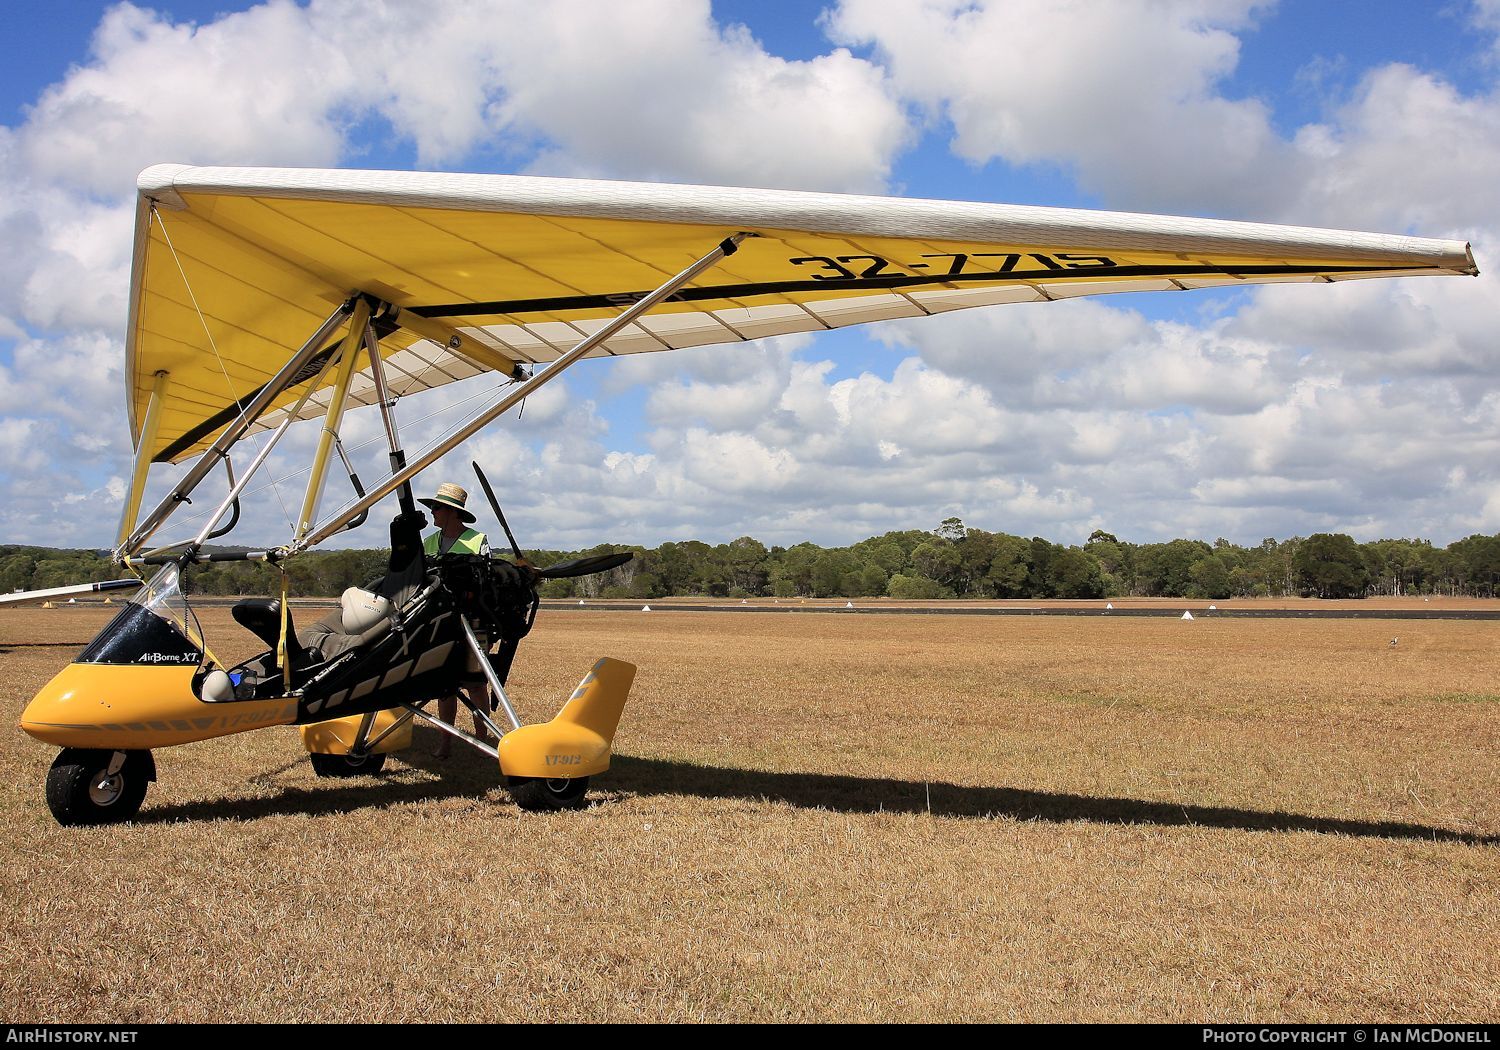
10,164,1478,825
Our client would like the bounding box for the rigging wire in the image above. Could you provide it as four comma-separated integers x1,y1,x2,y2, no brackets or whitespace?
152,208,298,533
293,374,530,529
236,374,514,506
159,370,523,535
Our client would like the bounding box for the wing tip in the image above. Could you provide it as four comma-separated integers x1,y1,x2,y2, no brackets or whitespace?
137,164,193,210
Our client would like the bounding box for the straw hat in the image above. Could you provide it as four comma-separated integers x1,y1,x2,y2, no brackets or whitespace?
419,482,476,524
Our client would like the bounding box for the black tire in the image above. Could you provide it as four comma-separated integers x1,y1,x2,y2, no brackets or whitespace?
309,750,388,778
45,749,151,826
506,775,590,812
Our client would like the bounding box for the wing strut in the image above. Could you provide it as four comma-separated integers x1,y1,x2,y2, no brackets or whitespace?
295,298,371,539
290,234,750,553
362,306,419,518
117,298,355,560
115,370,170,549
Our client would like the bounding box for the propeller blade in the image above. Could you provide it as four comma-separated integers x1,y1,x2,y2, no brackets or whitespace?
472,460,524,561
535,552,634,579
0,579,142,607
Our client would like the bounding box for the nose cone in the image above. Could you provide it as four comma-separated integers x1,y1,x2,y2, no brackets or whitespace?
19,662,200,749
20,662,296,749
20,665,91,745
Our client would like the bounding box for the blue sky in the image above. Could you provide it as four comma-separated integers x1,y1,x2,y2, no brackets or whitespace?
1,1,1497,553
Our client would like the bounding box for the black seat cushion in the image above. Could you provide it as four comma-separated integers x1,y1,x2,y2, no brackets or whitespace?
232,599,308,667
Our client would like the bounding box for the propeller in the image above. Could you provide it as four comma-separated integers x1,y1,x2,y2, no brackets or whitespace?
471,461,632,580
472,460,527,564
534,552,634,579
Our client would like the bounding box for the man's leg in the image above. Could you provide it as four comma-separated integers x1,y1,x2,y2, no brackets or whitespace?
465,629,494,744
464,676,492,744
434,682,490,757
434,693,458,758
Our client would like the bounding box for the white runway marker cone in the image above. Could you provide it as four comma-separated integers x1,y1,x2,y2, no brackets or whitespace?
1182,610,1194,620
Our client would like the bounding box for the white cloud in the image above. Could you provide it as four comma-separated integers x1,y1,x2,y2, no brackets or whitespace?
16,1,908,195
1289,64,1500,233
0,419,51,476
1227,263,1500,394
549,353,1142,545
638,342,800,430
826,0,1500,235
496,11,910,191
0,329,123,429
826,0,1294,216
870,299,1145,409
16,3,351,195
672,429,800,494
878,296,1283,416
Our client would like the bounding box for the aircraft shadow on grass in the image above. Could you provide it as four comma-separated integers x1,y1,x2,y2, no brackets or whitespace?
137,732,1496,846
602,757,1496,846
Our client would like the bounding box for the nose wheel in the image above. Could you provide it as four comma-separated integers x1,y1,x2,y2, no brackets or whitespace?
46,749,154,826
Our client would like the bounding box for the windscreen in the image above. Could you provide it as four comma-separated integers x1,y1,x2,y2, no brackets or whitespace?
78,563,205,667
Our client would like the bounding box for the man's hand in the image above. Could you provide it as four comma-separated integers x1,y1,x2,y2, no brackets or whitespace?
388,509,429,572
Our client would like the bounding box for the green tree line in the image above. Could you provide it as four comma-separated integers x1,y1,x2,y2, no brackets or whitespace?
8,520,1500,601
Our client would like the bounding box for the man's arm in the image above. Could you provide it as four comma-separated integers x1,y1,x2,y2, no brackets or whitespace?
388,509,428,573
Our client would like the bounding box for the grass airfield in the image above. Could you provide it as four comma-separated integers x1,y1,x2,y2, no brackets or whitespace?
1,603,1496,1023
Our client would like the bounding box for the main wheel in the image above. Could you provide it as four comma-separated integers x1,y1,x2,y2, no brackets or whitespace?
46,749,151,826
506,775,590,812
309,751,388,778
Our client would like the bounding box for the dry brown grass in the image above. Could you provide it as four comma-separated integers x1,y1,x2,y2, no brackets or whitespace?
0,605,1495,1022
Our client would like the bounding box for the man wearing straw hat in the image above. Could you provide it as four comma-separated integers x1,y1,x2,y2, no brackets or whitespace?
420,482,491,757
421,482,488,557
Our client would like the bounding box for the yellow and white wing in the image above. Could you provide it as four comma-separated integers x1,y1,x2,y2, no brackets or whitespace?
129,164,1477,463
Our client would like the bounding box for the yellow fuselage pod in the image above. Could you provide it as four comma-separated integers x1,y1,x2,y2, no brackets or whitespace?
497,657,636,778
20,663,297,750
300,709,412,756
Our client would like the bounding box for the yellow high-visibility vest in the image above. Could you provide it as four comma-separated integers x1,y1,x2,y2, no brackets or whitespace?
424,528,487,556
